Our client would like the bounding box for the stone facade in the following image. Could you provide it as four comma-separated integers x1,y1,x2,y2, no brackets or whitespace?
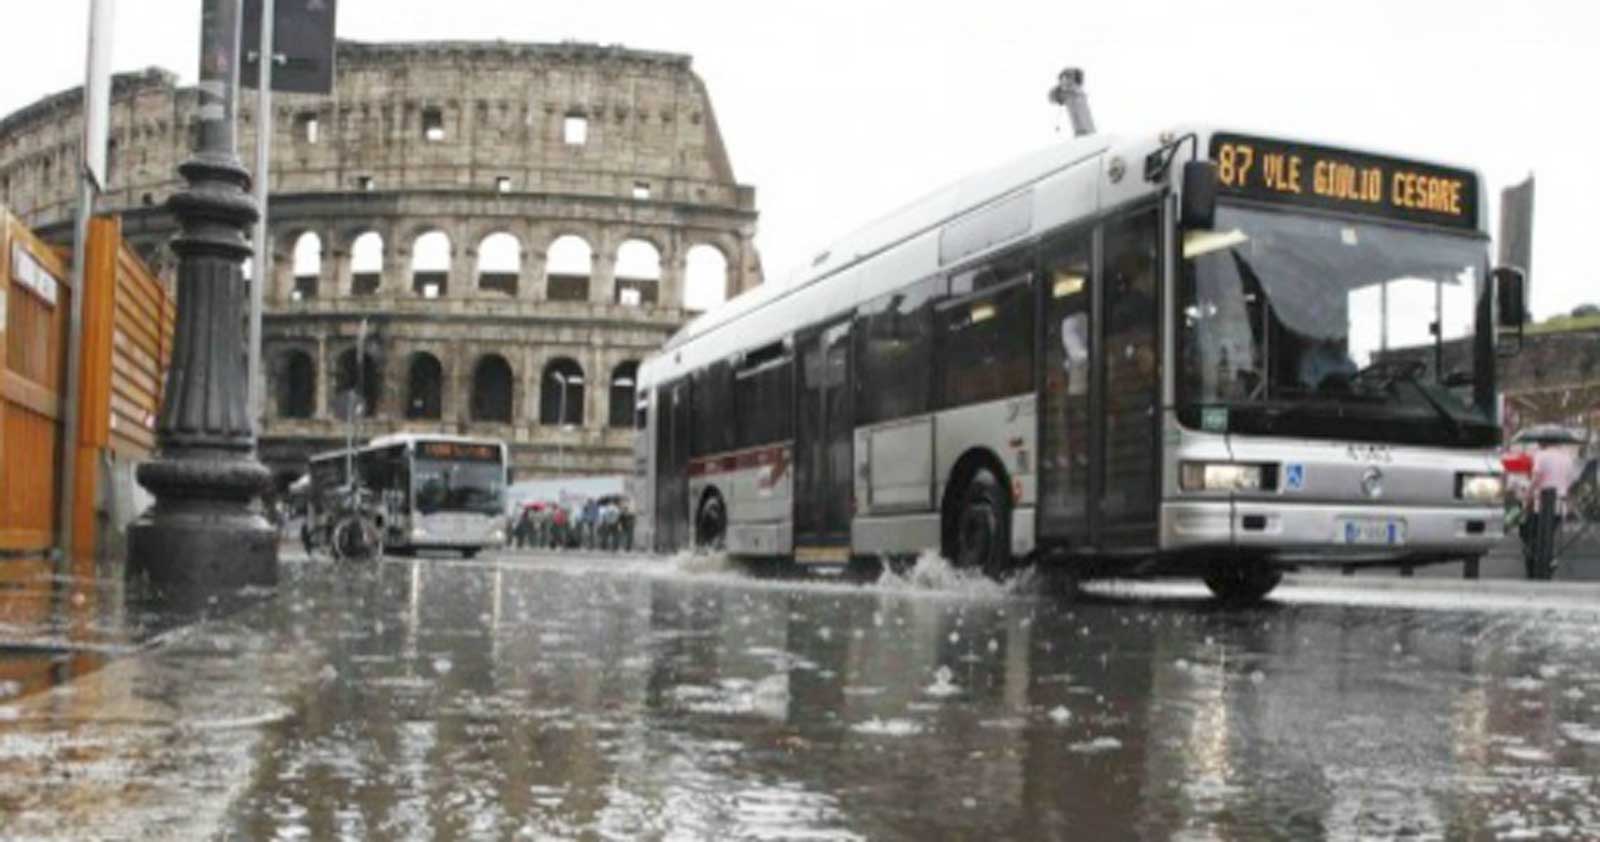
1498,325,1600,432
0,41,762,482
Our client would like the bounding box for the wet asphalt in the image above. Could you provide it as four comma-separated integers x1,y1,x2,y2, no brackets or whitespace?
4,549,1600,841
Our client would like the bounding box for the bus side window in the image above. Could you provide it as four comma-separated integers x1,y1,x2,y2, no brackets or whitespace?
733,341,793,448
692,361,734,457
935,249,1034,409
855,277,938,425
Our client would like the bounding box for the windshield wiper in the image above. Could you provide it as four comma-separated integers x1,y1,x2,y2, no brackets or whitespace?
1349,358,1424,393
1359,360,1466,441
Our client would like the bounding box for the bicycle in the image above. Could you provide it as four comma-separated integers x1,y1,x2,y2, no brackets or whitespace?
303,484,384,562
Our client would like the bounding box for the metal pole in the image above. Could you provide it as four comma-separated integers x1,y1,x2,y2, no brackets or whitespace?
57,0,113,568
248,0,275,423
57,177,95,566
556,374,566,477
128,0,278,602
346,317,365,484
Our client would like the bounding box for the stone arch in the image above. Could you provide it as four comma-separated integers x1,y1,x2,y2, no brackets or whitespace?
613,239,660,307
410,229,451,298
540,357,585,426
332,347,381,418
349,230,384,297
470,353,515,423
475,230,521,296
609,360,640,428
684,243,728,312
276,348,316,419
545,234,592,303
291,230,323,300
405,351,444,419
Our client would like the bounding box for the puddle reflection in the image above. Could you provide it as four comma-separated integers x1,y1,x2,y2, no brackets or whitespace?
215,557,1600,840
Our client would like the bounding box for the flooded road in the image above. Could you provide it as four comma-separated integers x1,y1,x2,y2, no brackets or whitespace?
6,551,1600,840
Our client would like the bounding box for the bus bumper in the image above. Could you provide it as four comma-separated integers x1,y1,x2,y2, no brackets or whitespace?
1160,500,1503,565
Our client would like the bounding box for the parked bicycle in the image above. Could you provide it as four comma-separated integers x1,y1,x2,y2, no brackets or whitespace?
302,482,384,562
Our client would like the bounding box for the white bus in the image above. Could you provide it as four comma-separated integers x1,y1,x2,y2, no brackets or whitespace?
308,433,509,557
634,122,1523,602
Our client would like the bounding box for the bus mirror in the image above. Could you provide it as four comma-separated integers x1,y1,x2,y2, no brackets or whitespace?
1495,266,1525,327
1181,161,1218,230
1493,265,1525,355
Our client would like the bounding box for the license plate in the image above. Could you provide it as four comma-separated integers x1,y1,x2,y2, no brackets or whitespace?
1336,518,1406,546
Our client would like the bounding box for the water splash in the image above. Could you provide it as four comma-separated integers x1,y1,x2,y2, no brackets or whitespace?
924,665,961,698
1068,736,1123,753
851,717,924,737
671,549,736,575
872,550,1010,598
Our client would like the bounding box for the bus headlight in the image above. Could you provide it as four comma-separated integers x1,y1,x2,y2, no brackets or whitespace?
491,529,506,543
1181,461,1266,492
1456,473,1503,503
411,527,428,540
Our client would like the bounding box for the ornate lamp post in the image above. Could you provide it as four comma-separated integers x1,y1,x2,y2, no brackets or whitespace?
128,0,277,597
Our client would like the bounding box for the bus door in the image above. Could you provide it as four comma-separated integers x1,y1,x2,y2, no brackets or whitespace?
1038,229,1094,546
1094,207,1162,547
655,379,693,552
793,319,854,561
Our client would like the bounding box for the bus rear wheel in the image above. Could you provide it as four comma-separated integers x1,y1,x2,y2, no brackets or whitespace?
1203,561,1282,606
695,493,727,551
951,468,1011,578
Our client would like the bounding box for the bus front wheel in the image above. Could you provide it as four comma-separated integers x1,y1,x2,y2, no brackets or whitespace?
951,468,1011,578
1203,561,1282,606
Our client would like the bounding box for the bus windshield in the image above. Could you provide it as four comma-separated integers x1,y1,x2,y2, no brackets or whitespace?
1178,203,1497,447
414,459,505,515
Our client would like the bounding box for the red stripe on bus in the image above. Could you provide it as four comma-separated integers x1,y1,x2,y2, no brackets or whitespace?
687,443,791,479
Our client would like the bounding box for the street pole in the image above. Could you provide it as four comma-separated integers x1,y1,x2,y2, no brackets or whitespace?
346,317,365,484
57,0,114,569
57,178,94,569
551,372,583,477
554,374,567,477
247,0,275,423
128,0,278,601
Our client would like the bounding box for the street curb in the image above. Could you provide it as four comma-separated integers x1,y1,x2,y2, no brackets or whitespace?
1286,572,1600,602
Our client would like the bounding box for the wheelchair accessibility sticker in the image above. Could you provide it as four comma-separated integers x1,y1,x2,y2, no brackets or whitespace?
1285,463,1306,492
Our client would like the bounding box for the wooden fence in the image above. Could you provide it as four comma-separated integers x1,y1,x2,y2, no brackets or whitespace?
0,209,72,567
0,207,172,576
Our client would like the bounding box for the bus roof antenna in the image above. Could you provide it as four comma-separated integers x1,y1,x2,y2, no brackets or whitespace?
1048,67,1095,137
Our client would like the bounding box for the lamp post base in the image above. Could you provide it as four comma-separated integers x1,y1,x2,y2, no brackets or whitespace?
128,501,278,602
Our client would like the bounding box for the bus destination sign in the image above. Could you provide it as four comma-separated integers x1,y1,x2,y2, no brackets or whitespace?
419,441,500,461
1209,133,1479,230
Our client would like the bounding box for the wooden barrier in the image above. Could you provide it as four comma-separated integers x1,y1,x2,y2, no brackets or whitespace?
0,208,72,568
69,216,173,567
0,208,172,570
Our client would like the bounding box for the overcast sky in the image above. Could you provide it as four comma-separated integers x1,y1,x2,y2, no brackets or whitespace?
2,0,1595,318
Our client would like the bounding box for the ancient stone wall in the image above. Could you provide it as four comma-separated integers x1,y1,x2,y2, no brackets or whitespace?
0,41,762,481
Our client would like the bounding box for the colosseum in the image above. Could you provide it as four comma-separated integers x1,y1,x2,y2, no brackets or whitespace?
0,40,762,483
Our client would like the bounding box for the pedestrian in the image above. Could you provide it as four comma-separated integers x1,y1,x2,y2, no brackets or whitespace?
552,504,569,550
1521,439,1580,578
534,504,550,548
581,498,599,550
600,497,620,550
514,507,532,548
620,496,635,552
